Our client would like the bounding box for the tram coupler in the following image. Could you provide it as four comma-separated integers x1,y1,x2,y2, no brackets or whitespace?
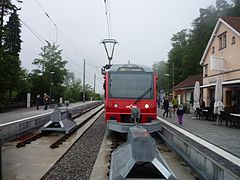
109,126,177,180
41,107,77,134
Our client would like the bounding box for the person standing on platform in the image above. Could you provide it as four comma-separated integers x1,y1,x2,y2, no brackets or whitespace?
43,93,49,110
36,94,40,110
163,96,169,117
177,104,184,125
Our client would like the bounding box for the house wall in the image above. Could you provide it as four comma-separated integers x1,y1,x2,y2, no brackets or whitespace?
174,89,193,107
202,20,240,109
203,22,240,80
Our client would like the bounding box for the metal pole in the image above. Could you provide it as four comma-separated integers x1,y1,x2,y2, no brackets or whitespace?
0,129,2,180
50,72,54,103
50,81,52,102
94,74,96,93
172,62,175,89
83,59,86,103
0,141,2,180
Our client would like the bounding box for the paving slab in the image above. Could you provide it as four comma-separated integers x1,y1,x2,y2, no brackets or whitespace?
157,108,240,158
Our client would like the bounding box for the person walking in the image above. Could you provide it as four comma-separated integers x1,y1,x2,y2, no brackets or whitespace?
172,96,178,114
36,94,40,110
163,96,169,117
157,95,161,108
177,104,184,125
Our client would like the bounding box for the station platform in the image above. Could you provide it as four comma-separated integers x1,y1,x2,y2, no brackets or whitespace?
0,102,86,125
157,108,240,179
157,108,240,158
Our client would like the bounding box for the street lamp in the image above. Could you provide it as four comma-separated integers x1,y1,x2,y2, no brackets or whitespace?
165,73,170,95
50,71,54,103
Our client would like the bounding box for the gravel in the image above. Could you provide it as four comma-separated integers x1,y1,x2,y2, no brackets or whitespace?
41,114,106,180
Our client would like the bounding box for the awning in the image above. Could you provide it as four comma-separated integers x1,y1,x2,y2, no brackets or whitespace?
201,79,240,88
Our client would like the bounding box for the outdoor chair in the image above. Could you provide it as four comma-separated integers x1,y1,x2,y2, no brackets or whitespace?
201,107,210,120
209,107,215,121
204,107,215,121
220,110,227,125
230,115,240,128
223,111,233,127
196,108,202,120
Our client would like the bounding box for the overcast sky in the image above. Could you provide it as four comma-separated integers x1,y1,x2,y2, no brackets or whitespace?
18,0,218,93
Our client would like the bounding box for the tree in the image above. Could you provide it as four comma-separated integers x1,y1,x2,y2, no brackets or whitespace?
85,84,101,100
4,9,22,55
216,0,232,15
64,70,75,86
64,79,82,102
165,0,233,87
3,9,22,98
0,0,22,104
168,29,189,85
152,61,167,92
31,43,68,102
227,0,240,16
15,68,31,101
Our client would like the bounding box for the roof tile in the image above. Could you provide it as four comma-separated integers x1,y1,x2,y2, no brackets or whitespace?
221,16,240,33
174,74,203,90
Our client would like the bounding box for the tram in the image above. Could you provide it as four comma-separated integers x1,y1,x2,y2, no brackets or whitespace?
103,63,161,133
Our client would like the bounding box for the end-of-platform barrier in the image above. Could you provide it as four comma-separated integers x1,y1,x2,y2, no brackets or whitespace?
109,126,177,180
0,101,102,141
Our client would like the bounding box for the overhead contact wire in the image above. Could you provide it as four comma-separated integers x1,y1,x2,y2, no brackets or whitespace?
104,0,111,39
20,19,47,45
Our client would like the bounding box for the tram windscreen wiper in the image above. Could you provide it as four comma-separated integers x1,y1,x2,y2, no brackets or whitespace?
133,87,152,104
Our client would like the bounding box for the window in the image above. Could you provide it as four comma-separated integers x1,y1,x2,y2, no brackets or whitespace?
226,91,232,106
212,46,215,54
219,33,227,50
232,36,235,45
204,64,208,77
108,72,154,99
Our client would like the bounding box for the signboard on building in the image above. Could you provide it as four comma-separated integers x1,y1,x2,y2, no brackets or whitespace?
210,55,224,71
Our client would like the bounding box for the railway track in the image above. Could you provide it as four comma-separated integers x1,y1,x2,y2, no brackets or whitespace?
50,105,104,149
2,104,105,180
101,130,196,180
107,132,127,177
15,103,102,148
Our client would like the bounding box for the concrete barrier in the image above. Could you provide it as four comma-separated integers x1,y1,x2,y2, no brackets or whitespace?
159,118,240,180
0,101,103,141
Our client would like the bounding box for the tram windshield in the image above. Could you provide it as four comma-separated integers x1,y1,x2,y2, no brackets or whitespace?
108,72,154,99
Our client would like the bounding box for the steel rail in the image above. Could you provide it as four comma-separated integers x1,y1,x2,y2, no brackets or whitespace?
16,132,44,148
50,105,104,149
15,103,102,148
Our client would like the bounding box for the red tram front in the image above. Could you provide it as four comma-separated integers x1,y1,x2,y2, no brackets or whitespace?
103,64,161,133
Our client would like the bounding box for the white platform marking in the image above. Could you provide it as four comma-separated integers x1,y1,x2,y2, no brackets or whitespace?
158,116,240,166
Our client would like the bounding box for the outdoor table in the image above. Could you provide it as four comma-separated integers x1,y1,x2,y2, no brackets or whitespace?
230,113,240,117
229,113,240,127
201,109,209,120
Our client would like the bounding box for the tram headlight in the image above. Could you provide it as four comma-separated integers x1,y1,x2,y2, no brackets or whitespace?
114,104,118,108
145,104,149,108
